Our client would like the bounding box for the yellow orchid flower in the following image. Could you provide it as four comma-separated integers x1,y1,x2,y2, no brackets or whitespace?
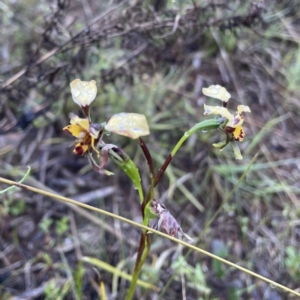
204,104,251,141
202,84,251,160
70,79,97,107
63,115,101,155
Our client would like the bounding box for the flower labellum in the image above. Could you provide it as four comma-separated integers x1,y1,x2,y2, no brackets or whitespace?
204,104,251,142
105,113,150,139
63,115,101,155
70,79,97,107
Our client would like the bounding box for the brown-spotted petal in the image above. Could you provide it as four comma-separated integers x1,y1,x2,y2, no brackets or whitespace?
63,123,84,138
233,125,245,141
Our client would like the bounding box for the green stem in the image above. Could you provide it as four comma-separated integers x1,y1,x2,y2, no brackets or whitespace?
154,119,220,186
127,119,220,299
171,119,220,157
126,139,155,300
125,221,150,300
0,166,31,194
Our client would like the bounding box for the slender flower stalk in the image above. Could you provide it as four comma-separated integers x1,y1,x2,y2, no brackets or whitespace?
154,119,221,186
125,138,155,300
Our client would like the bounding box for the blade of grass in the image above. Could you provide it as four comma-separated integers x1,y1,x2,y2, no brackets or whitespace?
0,166,31,194
212,157,300,175
245,113,290,154
205,154,258,230
81,257,159,291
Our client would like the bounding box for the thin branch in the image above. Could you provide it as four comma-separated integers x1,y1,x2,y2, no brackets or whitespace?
138,137,155,182
154,154,172,187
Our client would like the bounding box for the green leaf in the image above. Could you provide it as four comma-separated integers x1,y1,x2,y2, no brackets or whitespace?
113,157,144,203
81,256,158,291
286,246,296,258
212,239,228,279
73,261,85,300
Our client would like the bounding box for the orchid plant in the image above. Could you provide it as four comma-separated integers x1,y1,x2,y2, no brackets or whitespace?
202,84,251,159
63,79,251,299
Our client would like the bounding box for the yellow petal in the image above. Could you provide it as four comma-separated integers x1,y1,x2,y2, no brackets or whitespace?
203,104,233,121
202,85,231,102
70,116,90,132
63,124,85,138
105,113,150,139
237,105,251,114
233,125,245,141
91,137,100,156
70,79,97,107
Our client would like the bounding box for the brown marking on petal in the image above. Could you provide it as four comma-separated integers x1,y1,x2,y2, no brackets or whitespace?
235,128,245,141
77,134,91,146
63,126,72,134
74,143,86,156
225,126,235,134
